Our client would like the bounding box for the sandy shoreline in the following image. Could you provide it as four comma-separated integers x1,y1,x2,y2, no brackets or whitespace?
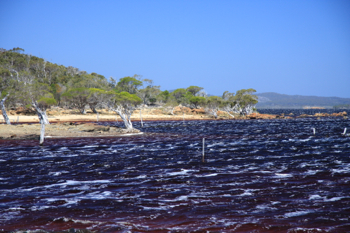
1,113,214,123
0,109,347,140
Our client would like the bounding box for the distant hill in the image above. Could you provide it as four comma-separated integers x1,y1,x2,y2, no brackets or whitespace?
256,92,350,109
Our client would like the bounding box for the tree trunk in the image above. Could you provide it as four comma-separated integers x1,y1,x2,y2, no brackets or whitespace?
110,108,133,130
225,111,235,118
32,101,50,124
0,93,11,125
89,104,98,113
40,122,45,145
211,109,218,119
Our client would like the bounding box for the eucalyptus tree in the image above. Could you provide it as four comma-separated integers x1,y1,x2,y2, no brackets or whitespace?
87,88,114,113
222,91,237,118
0,67,14,124
108,92,142,130
189,96,206,109
61,88,91,114
186,86,203,96
157,90,170,104
222,89,258,117
115,75,143,94
137,79,160,105
171,88,187,103
205,96,224,119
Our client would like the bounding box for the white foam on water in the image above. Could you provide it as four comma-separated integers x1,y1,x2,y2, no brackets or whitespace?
274,173,293,178
21,179,112,191
203,173,218,177
53,217,100,225
8,207,25,211
49,171,63,176
304,170,320,175
309,194,323,200
255,204,275,210
83,145,99,148
284,210,312,218
62,154,79,157
30,205,51,211
85,191,113,200
168,169,193,176
142,206,166,211
334,160,343,164
58,147,70,151
253,170,272,174
288,227,323,232
238,189,254,196
271,201,281,205
332,167,350,174
325,196,346,202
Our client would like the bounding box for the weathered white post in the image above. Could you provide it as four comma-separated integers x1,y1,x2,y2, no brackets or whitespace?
140,109,143,127
313,128,316,135
202,138,205,162
343,128,347,135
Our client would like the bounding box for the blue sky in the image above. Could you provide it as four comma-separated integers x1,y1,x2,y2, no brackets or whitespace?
1,0,349,98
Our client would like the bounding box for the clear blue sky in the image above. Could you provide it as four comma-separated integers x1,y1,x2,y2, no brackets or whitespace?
1,0,349,98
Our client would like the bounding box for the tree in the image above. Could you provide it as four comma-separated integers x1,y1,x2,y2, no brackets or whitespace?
87,88,114,113
0,91,10,124
61,88,90,114
108,92,142,130
205,96,223,119
234,88,258,115
186,86,203,96
171,88,188,104
0,67,14,124
25,82,57,124
222,91,234,100
157,90,170,104
223,89,258,117
115,75,143,94
189,96,206,109
137,79,160,105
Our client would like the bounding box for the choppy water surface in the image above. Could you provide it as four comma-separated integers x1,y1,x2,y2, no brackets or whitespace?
1,115,350,232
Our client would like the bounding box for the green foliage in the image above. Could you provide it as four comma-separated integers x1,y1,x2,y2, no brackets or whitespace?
186,86,203,96
37,97,57,106
115,75,143,94
113,91,142,106
189,96,206,108
157,90,170,103
234,88,258,107
171,88,188,104
0,48,110,108
206,96,224,108
0,47,261,116
36,91,57,109
222,91,234,100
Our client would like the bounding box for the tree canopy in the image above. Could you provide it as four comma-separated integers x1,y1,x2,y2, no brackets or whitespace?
0,47,259,126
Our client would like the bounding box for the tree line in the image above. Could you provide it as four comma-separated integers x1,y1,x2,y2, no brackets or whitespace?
0,47,258,130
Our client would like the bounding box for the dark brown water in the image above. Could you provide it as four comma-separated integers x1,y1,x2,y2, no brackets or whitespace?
1,113,350,232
